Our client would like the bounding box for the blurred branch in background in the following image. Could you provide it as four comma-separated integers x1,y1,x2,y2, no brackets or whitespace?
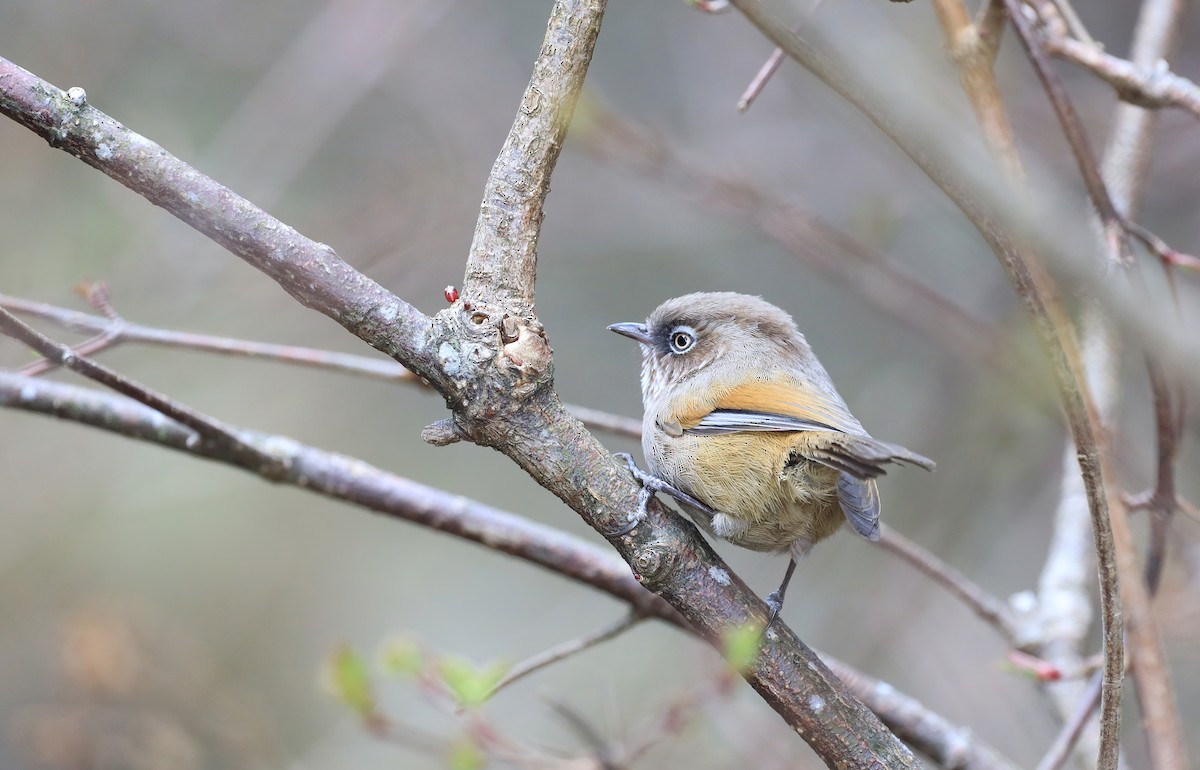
1012,0,1191,767
1035,2,1200,120
574,103,1024,385
726,1,1128,765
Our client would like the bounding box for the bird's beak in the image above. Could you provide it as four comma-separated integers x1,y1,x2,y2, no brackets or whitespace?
607,322,653,346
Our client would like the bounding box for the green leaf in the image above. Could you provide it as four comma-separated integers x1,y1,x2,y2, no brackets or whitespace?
377,634,423,678
722,623,763,673
447,738,486,770
323,644,375,717
438,656,510,708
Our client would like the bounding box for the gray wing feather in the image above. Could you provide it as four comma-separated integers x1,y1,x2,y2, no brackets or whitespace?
687,409,835,436
837,474,881,541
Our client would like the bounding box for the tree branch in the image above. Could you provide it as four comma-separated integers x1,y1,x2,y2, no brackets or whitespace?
0,371,1019,770
1040,29,1200,120
877,525,1018,642
0,292,643,440
0,57,439,383
0,370,676,623
930,0,1026,185
1010,1,1189,766
460,0,605,317
0,6,927,763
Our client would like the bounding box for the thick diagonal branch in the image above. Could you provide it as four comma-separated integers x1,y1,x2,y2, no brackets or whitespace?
0,58,437,383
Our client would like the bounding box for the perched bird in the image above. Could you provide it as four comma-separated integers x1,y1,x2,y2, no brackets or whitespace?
608,292,933,621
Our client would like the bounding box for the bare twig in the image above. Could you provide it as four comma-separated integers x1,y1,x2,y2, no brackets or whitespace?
1125,221,1200,274
930,0,1026,185
1006,1,1133,267
0,293,644,440
576,105,1015,381
0,371,1019,770
824,658,1023,770
738,47,785,112
1036,673,1104,770
0,307,283,476
1042,36,1200,120
488,612,643,699
736,0,825,112
877,525,1018,641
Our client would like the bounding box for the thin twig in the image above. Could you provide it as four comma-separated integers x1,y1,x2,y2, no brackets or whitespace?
0,293,643,440
736,0,825,112
738,47,785,111
931,0,1026,186
1050,0,1096,46
1125,222,1200,273
974,0,1008,63
487,612,643,699
1036,673,1104,770
1006,1,1133,267
1178,497,1200,526
1042,35,1200,120
877,525,1018,641
0,307,283,476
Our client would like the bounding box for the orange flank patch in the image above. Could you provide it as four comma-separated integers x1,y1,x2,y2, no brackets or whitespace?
673,376,857,432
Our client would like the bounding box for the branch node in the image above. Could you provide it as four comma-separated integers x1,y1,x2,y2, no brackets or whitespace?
422,418,464,447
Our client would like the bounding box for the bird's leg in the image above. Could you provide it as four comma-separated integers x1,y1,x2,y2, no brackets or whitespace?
764,558,798,628
613,452,717,533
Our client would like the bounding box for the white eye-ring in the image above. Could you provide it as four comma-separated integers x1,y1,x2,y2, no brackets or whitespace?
668,326,696,354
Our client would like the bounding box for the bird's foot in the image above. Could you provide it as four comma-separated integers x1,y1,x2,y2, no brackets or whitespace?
614,452,717,516
763,558,799,630
764,590,785,628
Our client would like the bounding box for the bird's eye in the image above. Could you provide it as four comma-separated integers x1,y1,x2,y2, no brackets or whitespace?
669,327,696,353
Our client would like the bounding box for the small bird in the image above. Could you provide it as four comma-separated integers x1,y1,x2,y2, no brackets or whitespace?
609,292,933,622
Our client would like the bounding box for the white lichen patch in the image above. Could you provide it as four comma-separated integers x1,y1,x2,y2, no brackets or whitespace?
372,303,400,324
707,566,731,585
439,342,462,376
95,143,113,161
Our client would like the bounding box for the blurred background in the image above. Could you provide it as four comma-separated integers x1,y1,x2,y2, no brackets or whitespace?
1,0,1198,767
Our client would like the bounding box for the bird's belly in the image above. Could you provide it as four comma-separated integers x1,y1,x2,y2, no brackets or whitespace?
647,431,844,552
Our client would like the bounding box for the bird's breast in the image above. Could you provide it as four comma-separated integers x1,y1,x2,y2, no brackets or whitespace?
644,426,843,551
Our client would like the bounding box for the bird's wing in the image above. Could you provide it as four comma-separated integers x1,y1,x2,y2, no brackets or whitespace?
837,475,881,541
678,378,861,435
676,377,932,541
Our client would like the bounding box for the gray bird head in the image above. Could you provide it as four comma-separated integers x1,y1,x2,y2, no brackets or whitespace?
608,292,813,407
